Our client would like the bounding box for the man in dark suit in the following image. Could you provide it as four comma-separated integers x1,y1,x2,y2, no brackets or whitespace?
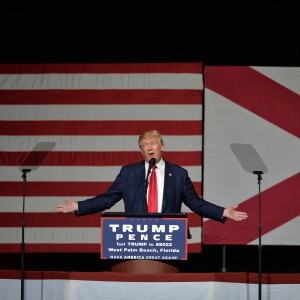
55,130,248,223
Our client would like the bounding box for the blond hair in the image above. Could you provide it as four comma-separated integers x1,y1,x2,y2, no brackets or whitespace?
138,130,164,148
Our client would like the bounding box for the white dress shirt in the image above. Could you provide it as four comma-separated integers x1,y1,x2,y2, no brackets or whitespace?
145,159,165,212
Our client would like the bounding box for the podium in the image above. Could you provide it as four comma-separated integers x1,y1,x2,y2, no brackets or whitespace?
100,212,188,273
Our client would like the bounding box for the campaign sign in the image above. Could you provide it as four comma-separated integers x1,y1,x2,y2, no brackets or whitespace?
100,213,187,260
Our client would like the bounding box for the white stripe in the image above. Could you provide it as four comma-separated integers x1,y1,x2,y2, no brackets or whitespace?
0,197,125,212
0,104,202,120
0,73,203,90
0,227,101,243
248,216,300,245
0,227,201,244
251,66,300,95
0,135,202,151
181,204,194,213
0,166,202,182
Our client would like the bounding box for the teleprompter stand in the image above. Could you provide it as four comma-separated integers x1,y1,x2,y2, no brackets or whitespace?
231,143,268,300
19,142,55,300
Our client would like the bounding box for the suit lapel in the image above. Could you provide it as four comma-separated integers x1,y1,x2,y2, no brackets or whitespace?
162,161,173,211
135,161,146,205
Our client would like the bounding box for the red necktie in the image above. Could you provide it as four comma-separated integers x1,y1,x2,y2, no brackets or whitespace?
148,165,158,212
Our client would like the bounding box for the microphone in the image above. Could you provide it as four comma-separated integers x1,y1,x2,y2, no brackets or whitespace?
147,157,156,176
149,157,156,168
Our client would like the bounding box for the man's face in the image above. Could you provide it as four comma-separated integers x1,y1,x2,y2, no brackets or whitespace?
140,136,164,163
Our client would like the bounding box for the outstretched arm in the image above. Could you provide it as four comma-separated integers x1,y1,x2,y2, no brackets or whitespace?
223,205,248,221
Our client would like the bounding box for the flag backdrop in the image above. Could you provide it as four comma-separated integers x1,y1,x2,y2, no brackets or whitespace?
0,63,204,253
203,66,300,245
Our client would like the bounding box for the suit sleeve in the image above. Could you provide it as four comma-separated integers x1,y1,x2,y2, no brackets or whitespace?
76,168,125,216
182,170,226,223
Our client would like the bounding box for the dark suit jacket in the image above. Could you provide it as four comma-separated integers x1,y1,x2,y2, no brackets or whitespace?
77,160,226,223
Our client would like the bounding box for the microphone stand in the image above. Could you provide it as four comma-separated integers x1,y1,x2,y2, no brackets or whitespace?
21,169,31,300
253,171,263,300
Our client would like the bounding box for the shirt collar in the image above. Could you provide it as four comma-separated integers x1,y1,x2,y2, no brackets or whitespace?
145,158,165,169
156,158,165,169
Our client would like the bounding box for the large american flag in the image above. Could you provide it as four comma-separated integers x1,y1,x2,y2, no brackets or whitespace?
0,63,203,253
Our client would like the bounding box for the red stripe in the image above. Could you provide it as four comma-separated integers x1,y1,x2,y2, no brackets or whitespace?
0,181,202,196
0,120,202,135
0,243,100,253
0,151,202,166
0,182,112,196
205,66,300,138
203,173,300,244
0,89,202,104
187,213,202,227
0,243,201,254
188,243,202,253
0,212,202,227
0,212,101,227
0,62,202,74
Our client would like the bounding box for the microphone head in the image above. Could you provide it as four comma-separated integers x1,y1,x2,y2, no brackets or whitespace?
148,157,156,168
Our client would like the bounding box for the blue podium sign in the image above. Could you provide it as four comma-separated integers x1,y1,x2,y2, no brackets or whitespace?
100,213,187,260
